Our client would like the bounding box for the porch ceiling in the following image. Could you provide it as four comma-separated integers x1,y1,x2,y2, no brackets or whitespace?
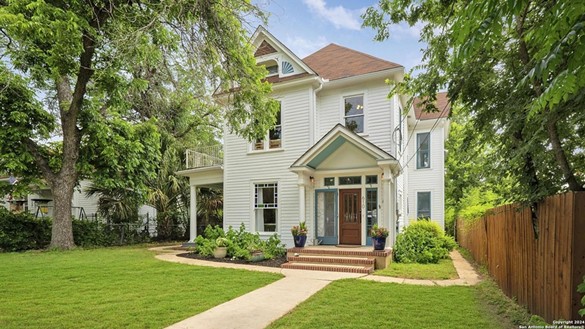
175,165,223,186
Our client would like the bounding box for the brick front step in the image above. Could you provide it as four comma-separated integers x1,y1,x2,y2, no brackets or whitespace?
281,262,374,274
284,246,392,271
287,255,375,266
287,247,391,258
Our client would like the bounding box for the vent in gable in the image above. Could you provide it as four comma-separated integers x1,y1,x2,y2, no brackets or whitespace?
281,61,294,74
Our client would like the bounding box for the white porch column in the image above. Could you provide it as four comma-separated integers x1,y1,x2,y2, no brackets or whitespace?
382,175,391,248
189,185,197,242
389,178,396,245
299,184,306,223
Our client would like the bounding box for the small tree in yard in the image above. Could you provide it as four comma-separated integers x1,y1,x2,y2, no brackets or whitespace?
0,1,279,249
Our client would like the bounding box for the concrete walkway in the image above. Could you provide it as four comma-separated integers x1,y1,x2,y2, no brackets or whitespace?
361,250,482,286
150,247,481,329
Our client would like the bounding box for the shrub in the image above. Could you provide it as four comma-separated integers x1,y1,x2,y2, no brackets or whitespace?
393,220,457,264
0,209,51,251
72,220,114,247
194,224,286,261
0,209,150,251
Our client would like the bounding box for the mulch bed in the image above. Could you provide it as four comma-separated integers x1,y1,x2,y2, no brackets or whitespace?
177,252,287,268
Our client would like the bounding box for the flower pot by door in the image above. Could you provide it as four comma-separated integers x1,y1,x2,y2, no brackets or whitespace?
293,235,307,248
372,237,386,250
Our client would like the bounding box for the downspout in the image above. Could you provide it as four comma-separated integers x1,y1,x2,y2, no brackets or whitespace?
310,77,326,145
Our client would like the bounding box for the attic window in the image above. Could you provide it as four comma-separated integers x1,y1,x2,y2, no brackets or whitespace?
260,60,279,77
266,65,278,76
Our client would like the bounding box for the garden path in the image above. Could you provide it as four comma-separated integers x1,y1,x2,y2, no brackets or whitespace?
151,247,480,329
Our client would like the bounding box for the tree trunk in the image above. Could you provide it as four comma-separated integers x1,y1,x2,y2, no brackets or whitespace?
49,178,77,249
516,8,584,191
546,118,584,191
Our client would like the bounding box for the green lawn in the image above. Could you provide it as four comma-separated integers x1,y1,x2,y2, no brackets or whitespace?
268,279,499,329
0,247,282,329
374,258,459,280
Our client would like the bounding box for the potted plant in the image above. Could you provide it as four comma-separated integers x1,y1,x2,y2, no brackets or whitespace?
247,243,264,262
213,237,229,258
291,221,308,248
370,224,389,250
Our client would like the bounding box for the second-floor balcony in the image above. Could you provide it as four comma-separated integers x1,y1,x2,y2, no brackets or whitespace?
185,145,223,169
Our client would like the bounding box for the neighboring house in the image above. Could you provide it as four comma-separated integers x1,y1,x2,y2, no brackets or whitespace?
178,26,450,248
1,179,99,219
1,179,157,224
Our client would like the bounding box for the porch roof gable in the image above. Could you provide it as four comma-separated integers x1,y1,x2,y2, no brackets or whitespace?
290,124,397,170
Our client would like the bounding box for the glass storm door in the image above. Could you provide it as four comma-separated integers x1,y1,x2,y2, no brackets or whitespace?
315,190,337,245
339,189,362,245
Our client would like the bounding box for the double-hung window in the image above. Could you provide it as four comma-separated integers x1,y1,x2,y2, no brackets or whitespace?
253,102,282,151
417,191,431,219
344,95,364,133
254,183,278,232
416,132,430,169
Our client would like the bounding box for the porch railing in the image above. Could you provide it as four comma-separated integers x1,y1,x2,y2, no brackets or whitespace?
185,145,223,169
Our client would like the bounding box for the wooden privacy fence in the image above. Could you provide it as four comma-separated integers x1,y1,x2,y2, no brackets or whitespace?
457,191,585,323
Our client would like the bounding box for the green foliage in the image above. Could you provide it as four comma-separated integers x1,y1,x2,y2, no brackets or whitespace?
369,224,389,238
0,209,51,251
195,224,286,261
579,276,585,317
363,0,585,206
0,209,149,251
0,0,278,248
291,221,307,236
215,237,229,247
394,221,456,264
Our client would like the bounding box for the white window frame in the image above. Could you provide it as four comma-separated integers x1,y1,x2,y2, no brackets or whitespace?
253,182,279,233
251,101,282,152
416,132,431,169
341,93,366,134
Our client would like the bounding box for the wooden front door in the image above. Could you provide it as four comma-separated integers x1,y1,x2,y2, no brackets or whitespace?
339,189,361,245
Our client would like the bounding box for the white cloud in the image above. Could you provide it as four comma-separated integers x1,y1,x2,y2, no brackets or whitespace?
302,0,363,31
387,22,424,40
286,35,329,58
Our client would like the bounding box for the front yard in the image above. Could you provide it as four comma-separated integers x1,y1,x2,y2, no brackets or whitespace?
0,246,281,329
374,258,458,280
268,279,496,329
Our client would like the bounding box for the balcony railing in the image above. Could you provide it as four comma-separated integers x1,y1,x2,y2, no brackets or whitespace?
185,145,223,169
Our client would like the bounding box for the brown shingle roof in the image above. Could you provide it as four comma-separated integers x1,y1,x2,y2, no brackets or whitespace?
413,92,451,120
302,43,402,80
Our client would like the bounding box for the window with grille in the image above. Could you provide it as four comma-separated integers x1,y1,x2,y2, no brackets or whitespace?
254,183,278,232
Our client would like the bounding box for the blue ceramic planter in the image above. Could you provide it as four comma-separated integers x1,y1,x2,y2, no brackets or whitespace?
372,237,386,250
293,235,307,248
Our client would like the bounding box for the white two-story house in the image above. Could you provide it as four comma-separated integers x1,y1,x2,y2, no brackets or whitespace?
178,26,450,248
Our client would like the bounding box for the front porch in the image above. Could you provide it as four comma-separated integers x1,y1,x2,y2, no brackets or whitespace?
282,245,392,274
176,145,224,244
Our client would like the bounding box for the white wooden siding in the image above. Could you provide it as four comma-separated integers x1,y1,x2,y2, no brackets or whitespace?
316,81,396,156
406,122,446,228
223,85,313,246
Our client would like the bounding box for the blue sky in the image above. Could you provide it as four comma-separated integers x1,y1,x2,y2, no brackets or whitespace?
251,0,426,71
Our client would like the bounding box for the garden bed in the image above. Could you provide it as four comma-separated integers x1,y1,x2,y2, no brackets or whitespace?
177,252,287,268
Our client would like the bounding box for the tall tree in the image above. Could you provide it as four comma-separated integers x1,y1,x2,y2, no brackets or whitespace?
0,0,279,249
363,0,585,205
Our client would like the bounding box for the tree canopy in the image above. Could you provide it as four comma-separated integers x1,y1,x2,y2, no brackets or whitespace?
0,0,279,248
363,0,585,208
